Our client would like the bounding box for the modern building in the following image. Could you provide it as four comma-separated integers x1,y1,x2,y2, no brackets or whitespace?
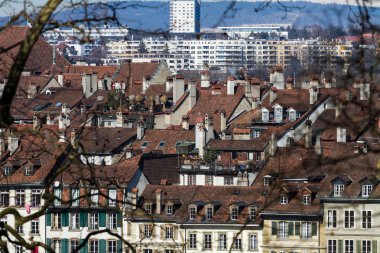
169,0,201,34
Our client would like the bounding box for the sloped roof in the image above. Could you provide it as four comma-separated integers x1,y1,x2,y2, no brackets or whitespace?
114,62,158,84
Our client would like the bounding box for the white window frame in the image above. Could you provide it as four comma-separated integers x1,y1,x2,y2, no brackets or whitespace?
31,219,39,234
54,187,61,206
203,233,212,249
249,234,258,250
165,225,174,239
333,184,344,197
108,189,117,206
108,240,117,253
344,239,354,253
327,210,337,228
189,207,196,220
188,175,196,185
51,213,62,230
362,210,372,229
89,213,99,230
278,221,288,239
16,190,25,206
90,189,98,207
303,194,311,205
362,240,372,253
230,206,238,220
166,205,173,215
301,222,312,239
362,185,373,197
280,195,288,204
108,213,117,231
144,224,152,238
189,233,197,249
71,188,79,206
218,234,227,250
328,240,337,253
89,240,99,253
70,212,79,230
205,206,213,220
344,210,355,228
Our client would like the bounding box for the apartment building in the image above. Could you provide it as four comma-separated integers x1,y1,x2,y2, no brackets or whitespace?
170,0,201,34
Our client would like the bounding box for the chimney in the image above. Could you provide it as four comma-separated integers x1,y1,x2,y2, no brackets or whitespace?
220,110,227,133
156,188,162,214
28,85,37,99
335,100,343,118
142,76,149,93
70,128,78,148
182,115,189,130
269,133,277,156
315,135,322,155
286,78,293,89
337,127,347,142
82,73,92,98
201,69,210,88
137,117,145,140
309,87,318,105
272,67,285,90
58,73,64,86
204,114,215,143
32,115,40,131
7,136,19,155
0,137,5,156
166,76,174,92
131,188,138,210
46,114,53,125
59,130,66,143
62,103,69,115
58,113,70,130
116,108,123,127
173,75,185,104
91,72,98,93
227,77,235,95
188,81,197,111
359,82,370,101
305,119,312,148
270,87,277,104
195,116,206,158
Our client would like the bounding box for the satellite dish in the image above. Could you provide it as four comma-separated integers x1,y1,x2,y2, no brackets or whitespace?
97,96,104,102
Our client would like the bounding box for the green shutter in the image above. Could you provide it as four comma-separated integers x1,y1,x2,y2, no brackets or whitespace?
80,212,88,227
373,240,377,253
312,222,317,236
62,212,69,227
295,222,300,236
288,221,294,236
61,239,69,253
356,240,361,253
79,239,88,253
46,238,51,247
117,240,122,253
46,212,51,226
272,221,277,236
117,212,122,227
99,239,106,252
339,240,343,253
99,212,106,227
271,251,276,253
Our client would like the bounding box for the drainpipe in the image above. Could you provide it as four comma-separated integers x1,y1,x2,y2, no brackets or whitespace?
184,227,187,253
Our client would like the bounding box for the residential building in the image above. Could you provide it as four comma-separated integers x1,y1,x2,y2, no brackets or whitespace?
170,0,201,34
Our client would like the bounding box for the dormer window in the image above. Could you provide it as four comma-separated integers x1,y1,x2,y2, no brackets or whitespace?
205,206,213,220
333,184,344,197
25,166,33,176
261,108,269,122
230,206,238,220
3,166,11,176
166,204,173,215
288,109,296,122
303,194,311,205
144,203,152,214
362,185,373,197
263,175,272,186
249,207,257,220
280,195,288,204
274,105,283,123
189,206,196,220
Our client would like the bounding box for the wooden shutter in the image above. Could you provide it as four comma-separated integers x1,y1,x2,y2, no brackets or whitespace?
356,240,361,253
288,221,294,236
61,239,69,253
373,240,377,253
160,225,165,239
99,239,106,252
312,222,317,236
46,238,51,247
46,212,51,226
295,222,300,236
174,225,178,240
139,224,144,239
117,212,122,227
62,212,69,227
338,240,343,253
271,221,277,236
99,212,106,227
117,240,122,253
80,212,88,227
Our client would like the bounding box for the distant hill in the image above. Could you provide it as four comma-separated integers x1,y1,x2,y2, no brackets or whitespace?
109,1,380,31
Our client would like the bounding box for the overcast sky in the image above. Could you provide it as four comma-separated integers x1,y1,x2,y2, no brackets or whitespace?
1,0,379,16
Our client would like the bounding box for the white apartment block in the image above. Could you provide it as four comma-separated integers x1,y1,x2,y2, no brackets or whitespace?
170,0,201,34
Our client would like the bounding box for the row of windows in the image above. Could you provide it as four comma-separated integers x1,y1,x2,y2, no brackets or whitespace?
327,210,372,228
48,212,121,230
187,175,235,186
53,188,118,207
188,205,256,221
328,240,376,253
44,239,120,253
188,233,258,250
272,221,318,239
0,189,41,207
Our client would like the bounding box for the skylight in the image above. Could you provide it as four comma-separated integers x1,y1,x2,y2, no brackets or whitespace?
158,141,166,148
141,141,149,148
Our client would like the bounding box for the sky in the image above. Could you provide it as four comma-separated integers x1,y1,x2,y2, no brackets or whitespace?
1,0,379,16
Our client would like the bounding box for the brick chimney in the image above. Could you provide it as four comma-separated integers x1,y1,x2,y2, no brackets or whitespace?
156,188,162,214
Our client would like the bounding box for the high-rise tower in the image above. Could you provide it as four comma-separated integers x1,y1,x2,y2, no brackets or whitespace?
169,0,200,34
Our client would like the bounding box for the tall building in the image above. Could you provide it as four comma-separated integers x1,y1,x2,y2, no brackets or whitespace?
170,0,200,34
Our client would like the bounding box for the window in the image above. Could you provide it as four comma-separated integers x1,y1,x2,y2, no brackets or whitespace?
71,188,79,206
51,213,62,230
3,166,11,176
218,234,227,250
263,176,271,186
254,130,261,138
108,189,117,206
141,141,149,148
362,211,372,228
108,213,117,230
144,224,152,237
70,240,79,252
52,240,61,253
188,175,196,185
205,206,213,220
89,240,99,253
303,194,311,205
0,191,9,206
289,110,296,122
54,187,61,206
334,184,344,197
70,212,79,230
25,166,33,176
249,207,257,220
31,190,40,207
224,177,233,186
16,225,23,234
280,195,288,204
145,204,152,214
230,206,238,220
345,240,354,253
31,219,39,234
328,210,337,228
301,222,311,239
16,190,25,206
108,240,117,253
278,221,288,238
234,234,242,250
91,189,98,206
328,240,337,253
203,233,212,249
165,225,174,239
363,240,372,253
362,185,373,197
89,213,99,230
189,233,197,249
344,210,355,228
262,109,269,122
158,141,166,148
249,234,258,250
189,207,196,220
205,175,213,186
166,205,173,215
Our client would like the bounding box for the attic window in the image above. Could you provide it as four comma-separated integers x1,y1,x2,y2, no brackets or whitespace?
249,207,257,220
230,206,238,220
263,176,271,186
280,195,288,205
189,206,196,220
362,185,373,197
25,166,33,176
333,184,344,197
303,194,311,205
166,204,173,215
205,206,213,220
144,203,152,214
141,141,149,148
54,102,62,107
3,166,11,176
158,141,166,148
